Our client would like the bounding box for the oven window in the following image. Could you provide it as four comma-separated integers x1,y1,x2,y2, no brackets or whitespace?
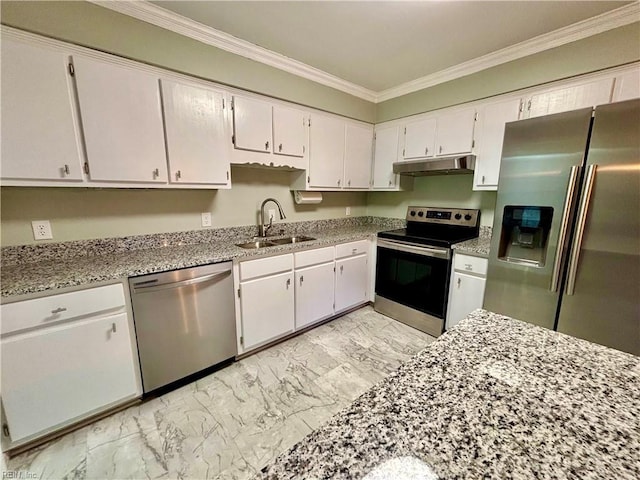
375,246,450,318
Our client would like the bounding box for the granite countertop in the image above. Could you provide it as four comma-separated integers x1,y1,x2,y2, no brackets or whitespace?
258,309,640,479
1,224,387,298
452,227,492,258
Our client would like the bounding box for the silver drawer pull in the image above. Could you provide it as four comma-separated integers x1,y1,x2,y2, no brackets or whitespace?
51,307,67,314
464,264,473,271
112,323,117,333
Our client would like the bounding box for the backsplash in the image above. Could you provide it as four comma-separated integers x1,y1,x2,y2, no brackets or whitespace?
1,216,405,267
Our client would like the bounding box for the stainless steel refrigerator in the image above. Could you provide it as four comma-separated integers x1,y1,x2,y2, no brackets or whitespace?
484,99,639,356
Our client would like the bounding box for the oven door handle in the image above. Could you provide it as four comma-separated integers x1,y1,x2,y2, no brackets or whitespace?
377,239,450,260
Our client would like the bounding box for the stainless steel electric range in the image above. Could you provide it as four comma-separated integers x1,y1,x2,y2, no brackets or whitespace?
375,206,480,337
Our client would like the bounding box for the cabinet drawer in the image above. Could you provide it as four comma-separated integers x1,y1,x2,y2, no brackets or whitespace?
294,247,334,269
240,254,293,281
453,254,488,276
335,240,369,259
1,284,126,336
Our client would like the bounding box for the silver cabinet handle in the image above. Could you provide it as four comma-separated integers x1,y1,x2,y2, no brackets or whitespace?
388,180,393,186
340,265,344,273
63,164,70,175
352,248,357,254
439,146,443,154
457,277,461,288
337,179,341,186
286,278,291,289
153,168,160,179
348,180,351,186
482,175,486,184
265,141,270,150
550,165,580,292
566,164,597,296
175,170,181,180
300,275,304,285
279,143,283,152
51,307,67,314
425,146,428,155
111,323,117,333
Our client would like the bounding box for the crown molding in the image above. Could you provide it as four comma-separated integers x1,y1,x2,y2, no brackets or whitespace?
376,3,640,102
90,1,639,104
88,0,377,102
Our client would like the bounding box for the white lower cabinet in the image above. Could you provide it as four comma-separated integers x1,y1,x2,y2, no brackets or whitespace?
295,263,335,329
446,253,488,330
0,284,141,448
335,240,369,313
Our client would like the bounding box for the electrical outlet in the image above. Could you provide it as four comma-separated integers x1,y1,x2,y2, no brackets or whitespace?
201,212,212,227
31,220,53,240
345,206,351,216
268,209,276,222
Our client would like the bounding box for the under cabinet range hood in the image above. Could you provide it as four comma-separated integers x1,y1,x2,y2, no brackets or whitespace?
393,155,476,176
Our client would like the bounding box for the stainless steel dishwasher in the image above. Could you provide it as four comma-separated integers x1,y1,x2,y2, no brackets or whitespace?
129,262,236,393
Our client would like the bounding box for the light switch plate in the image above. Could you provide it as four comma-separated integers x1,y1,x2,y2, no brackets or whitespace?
32,220,53,240
345,206,351,216
201,212,212,227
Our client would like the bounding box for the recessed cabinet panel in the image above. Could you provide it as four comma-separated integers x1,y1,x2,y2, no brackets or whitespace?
335,255,368,312
233,96,273,153
309,114,345,188
161,80,230,185
613,69,640,102
240,271,295,350
1,39,83,182
527,78,614,118
473,98,522,190
403,117,436,159
273,105,306,157
1,312,139,443
372,125,400,189
446,271,486,330
344,123,374,189
295,263,335,329
436,108,476,156
73,56,167,183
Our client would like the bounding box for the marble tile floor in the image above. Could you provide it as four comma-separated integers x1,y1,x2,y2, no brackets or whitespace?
2,306,435,480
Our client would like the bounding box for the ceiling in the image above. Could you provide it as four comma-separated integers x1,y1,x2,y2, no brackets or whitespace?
113,1,637,101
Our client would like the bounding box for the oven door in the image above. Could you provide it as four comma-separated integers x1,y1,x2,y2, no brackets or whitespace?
375,238,451,336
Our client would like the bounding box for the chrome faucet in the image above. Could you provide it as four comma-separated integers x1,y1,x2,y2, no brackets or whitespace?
258,198,286,237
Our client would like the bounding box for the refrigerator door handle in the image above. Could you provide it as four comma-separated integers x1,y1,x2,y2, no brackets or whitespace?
550,165,581,292
566,164,597,296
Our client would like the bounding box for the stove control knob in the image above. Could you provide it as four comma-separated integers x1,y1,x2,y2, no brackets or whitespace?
418,211,424,217
454,213,462,220
464,214,472,221
410,210,416,217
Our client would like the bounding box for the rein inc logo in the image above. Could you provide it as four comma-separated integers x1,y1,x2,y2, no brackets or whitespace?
3,472,37,479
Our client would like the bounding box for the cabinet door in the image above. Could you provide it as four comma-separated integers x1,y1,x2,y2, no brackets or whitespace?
446,272,486,330
372,125,400,189
1,39,83,182
436,108,476,156
295,262,335,329
613,69,640,102
273,105,306,158
473,98,522,190
527,78,613,118
344,123,373,188
240,271,294,350
73,56,167,183
308,114,345,188
1,313,139,443
403,117,436,159
335,255,368,312
161,80,230,185
232,96,272,153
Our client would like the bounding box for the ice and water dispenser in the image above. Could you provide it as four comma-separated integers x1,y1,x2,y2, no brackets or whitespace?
497,206,554,267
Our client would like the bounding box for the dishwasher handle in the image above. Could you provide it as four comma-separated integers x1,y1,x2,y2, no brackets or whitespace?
132,269,231,293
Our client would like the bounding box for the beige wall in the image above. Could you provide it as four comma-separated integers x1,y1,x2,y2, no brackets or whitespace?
0,167,367,246
377,22,640,122
366,176,497,228
0,1,375,122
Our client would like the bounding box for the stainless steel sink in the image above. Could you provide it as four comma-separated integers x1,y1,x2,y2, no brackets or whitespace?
235,235,316,249
236,240,277,249
270,235,316,245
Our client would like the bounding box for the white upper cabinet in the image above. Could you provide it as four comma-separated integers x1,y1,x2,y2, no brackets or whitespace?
73,56,167,183
526,77,613,118
612,68,640,102
308,113,346,188
160,80,230,186
1,39,84,183
273,105,306,158
403,117,436,159
372,125,400,189
232,95,272,153
435,108,476,156
344,122,374,189
473,97,523,191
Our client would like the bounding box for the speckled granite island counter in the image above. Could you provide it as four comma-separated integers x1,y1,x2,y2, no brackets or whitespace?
258,309,640,480
452,226,492,258
1,217,403,298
